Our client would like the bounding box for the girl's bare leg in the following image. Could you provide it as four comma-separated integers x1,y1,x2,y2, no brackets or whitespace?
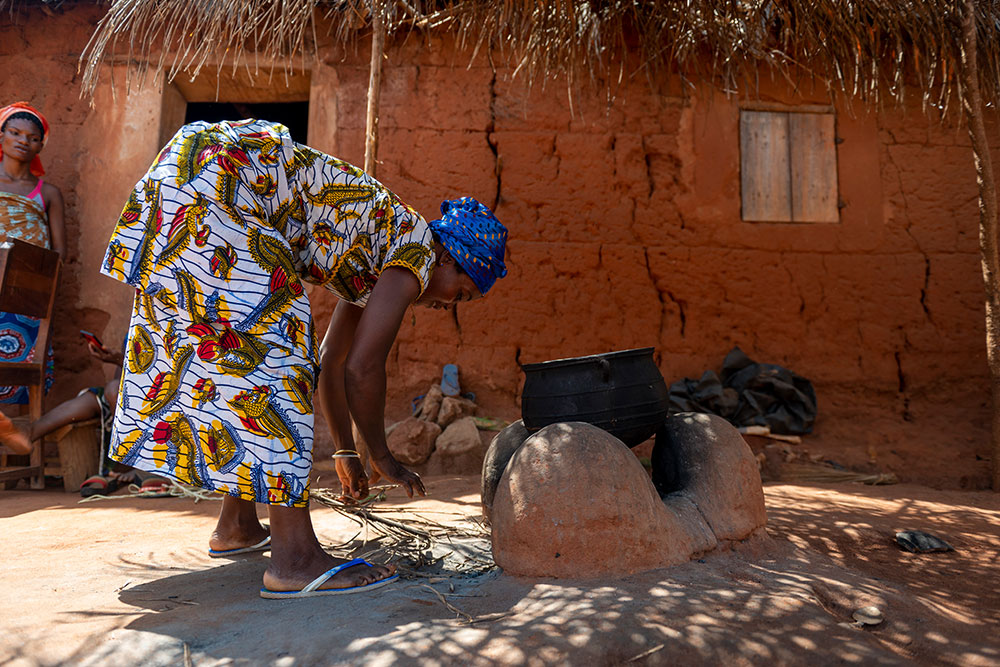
28,391,101,441
1,390,102,455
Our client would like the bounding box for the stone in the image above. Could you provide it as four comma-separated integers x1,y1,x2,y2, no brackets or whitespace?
385,417,441,466
435,417,481,456
415,384,444,423
656,413,767,542
436,396,477,428
480,419,531,523
852,606,884,626
491,422,716,578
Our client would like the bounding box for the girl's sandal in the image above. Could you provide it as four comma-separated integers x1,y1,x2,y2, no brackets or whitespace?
79,474,122,498
127,471,172,497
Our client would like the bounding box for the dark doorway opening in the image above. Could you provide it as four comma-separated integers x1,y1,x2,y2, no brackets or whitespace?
184,102,309,143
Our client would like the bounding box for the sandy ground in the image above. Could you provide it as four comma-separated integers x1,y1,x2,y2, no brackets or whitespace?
2,475,999,666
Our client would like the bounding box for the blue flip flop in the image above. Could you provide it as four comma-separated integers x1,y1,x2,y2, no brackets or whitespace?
208,535,271,558
259,558,399,599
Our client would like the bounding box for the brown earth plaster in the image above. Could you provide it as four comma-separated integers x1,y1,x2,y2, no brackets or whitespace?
492,421,717,578
490,416,766,578
0,7,996,487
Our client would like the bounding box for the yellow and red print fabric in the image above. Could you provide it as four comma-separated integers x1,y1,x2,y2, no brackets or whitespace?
0,190,54,403
101,119,434,506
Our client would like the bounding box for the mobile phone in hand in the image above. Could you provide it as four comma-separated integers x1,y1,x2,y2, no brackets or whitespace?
80,330,105,350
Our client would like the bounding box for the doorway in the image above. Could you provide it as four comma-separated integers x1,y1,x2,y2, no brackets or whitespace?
184,101,310,143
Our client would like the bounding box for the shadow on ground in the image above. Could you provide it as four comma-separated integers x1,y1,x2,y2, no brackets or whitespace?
41,546,926,666
4,481,1000,666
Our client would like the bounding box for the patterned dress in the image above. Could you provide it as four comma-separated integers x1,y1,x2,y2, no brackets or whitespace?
0,183,54,403
101,119,435,506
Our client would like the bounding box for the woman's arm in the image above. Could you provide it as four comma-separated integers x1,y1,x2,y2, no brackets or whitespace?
344,267,426,497
317,298,365,496
43,183,65,258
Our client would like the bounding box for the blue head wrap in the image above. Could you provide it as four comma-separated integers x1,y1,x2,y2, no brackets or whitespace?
428,197,508,295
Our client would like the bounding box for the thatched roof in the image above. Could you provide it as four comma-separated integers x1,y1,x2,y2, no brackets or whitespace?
6,1,1000,111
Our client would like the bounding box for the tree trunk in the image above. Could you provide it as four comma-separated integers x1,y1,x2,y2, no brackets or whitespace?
364,0,386,177
959,0,1000,491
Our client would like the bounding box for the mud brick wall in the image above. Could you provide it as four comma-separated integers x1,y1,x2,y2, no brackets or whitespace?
0,6,119,399
1,6,995,483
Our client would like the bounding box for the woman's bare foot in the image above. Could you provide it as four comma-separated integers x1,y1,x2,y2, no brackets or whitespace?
209,495,270,553
0,412,32,455
209,524,270,553
264,503,396,593
262,548,396,593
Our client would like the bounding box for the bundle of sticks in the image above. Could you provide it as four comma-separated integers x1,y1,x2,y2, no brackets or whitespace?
310,485,494,577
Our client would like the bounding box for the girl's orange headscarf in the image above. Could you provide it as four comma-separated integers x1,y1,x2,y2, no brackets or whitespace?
0,102,50,177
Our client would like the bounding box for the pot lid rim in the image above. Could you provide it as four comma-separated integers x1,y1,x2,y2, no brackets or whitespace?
521,347,656,372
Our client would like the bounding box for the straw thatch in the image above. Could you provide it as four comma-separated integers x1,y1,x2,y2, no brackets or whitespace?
1,1,995,111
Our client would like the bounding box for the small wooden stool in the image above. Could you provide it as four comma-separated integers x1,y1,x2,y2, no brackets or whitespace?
46,419,102,493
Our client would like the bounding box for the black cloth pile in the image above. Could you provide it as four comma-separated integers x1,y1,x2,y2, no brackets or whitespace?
666,347,817,435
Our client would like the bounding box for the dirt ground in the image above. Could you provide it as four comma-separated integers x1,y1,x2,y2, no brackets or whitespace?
2,475,999,666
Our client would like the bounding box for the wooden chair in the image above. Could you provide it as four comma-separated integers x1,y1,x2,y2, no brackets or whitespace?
0,239,61,490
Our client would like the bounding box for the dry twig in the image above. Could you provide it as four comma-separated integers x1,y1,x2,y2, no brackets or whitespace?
420,583,473,622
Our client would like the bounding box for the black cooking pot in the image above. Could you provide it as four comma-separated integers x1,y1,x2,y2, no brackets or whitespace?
520,347,669,447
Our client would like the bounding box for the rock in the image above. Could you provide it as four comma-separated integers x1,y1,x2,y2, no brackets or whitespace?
480,419,530,523
386,417,441,465
852,606,884,626
415,384,444,423
895,530,954,553
435,417,481,456
437,396,477,428
655,413,767,542
491,422,715,578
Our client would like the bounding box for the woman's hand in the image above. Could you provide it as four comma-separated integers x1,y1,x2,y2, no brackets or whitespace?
335,455,369,500
371,452,426,498
88,343,123,366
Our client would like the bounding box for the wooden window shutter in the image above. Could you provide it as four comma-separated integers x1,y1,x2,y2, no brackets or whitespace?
740,110,839,223
741,111,792,221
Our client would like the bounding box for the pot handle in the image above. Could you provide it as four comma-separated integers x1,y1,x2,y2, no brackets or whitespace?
598,357,611,383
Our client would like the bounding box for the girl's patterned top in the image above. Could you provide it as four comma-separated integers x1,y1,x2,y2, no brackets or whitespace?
0,180,53,404
0,179,49,249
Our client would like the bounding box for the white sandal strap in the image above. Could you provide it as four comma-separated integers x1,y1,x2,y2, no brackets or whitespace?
300,558,370,594
248,536,271,550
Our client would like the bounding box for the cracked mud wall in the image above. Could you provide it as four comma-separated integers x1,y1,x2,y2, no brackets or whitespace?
315,48,995,485
1,8,994,485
